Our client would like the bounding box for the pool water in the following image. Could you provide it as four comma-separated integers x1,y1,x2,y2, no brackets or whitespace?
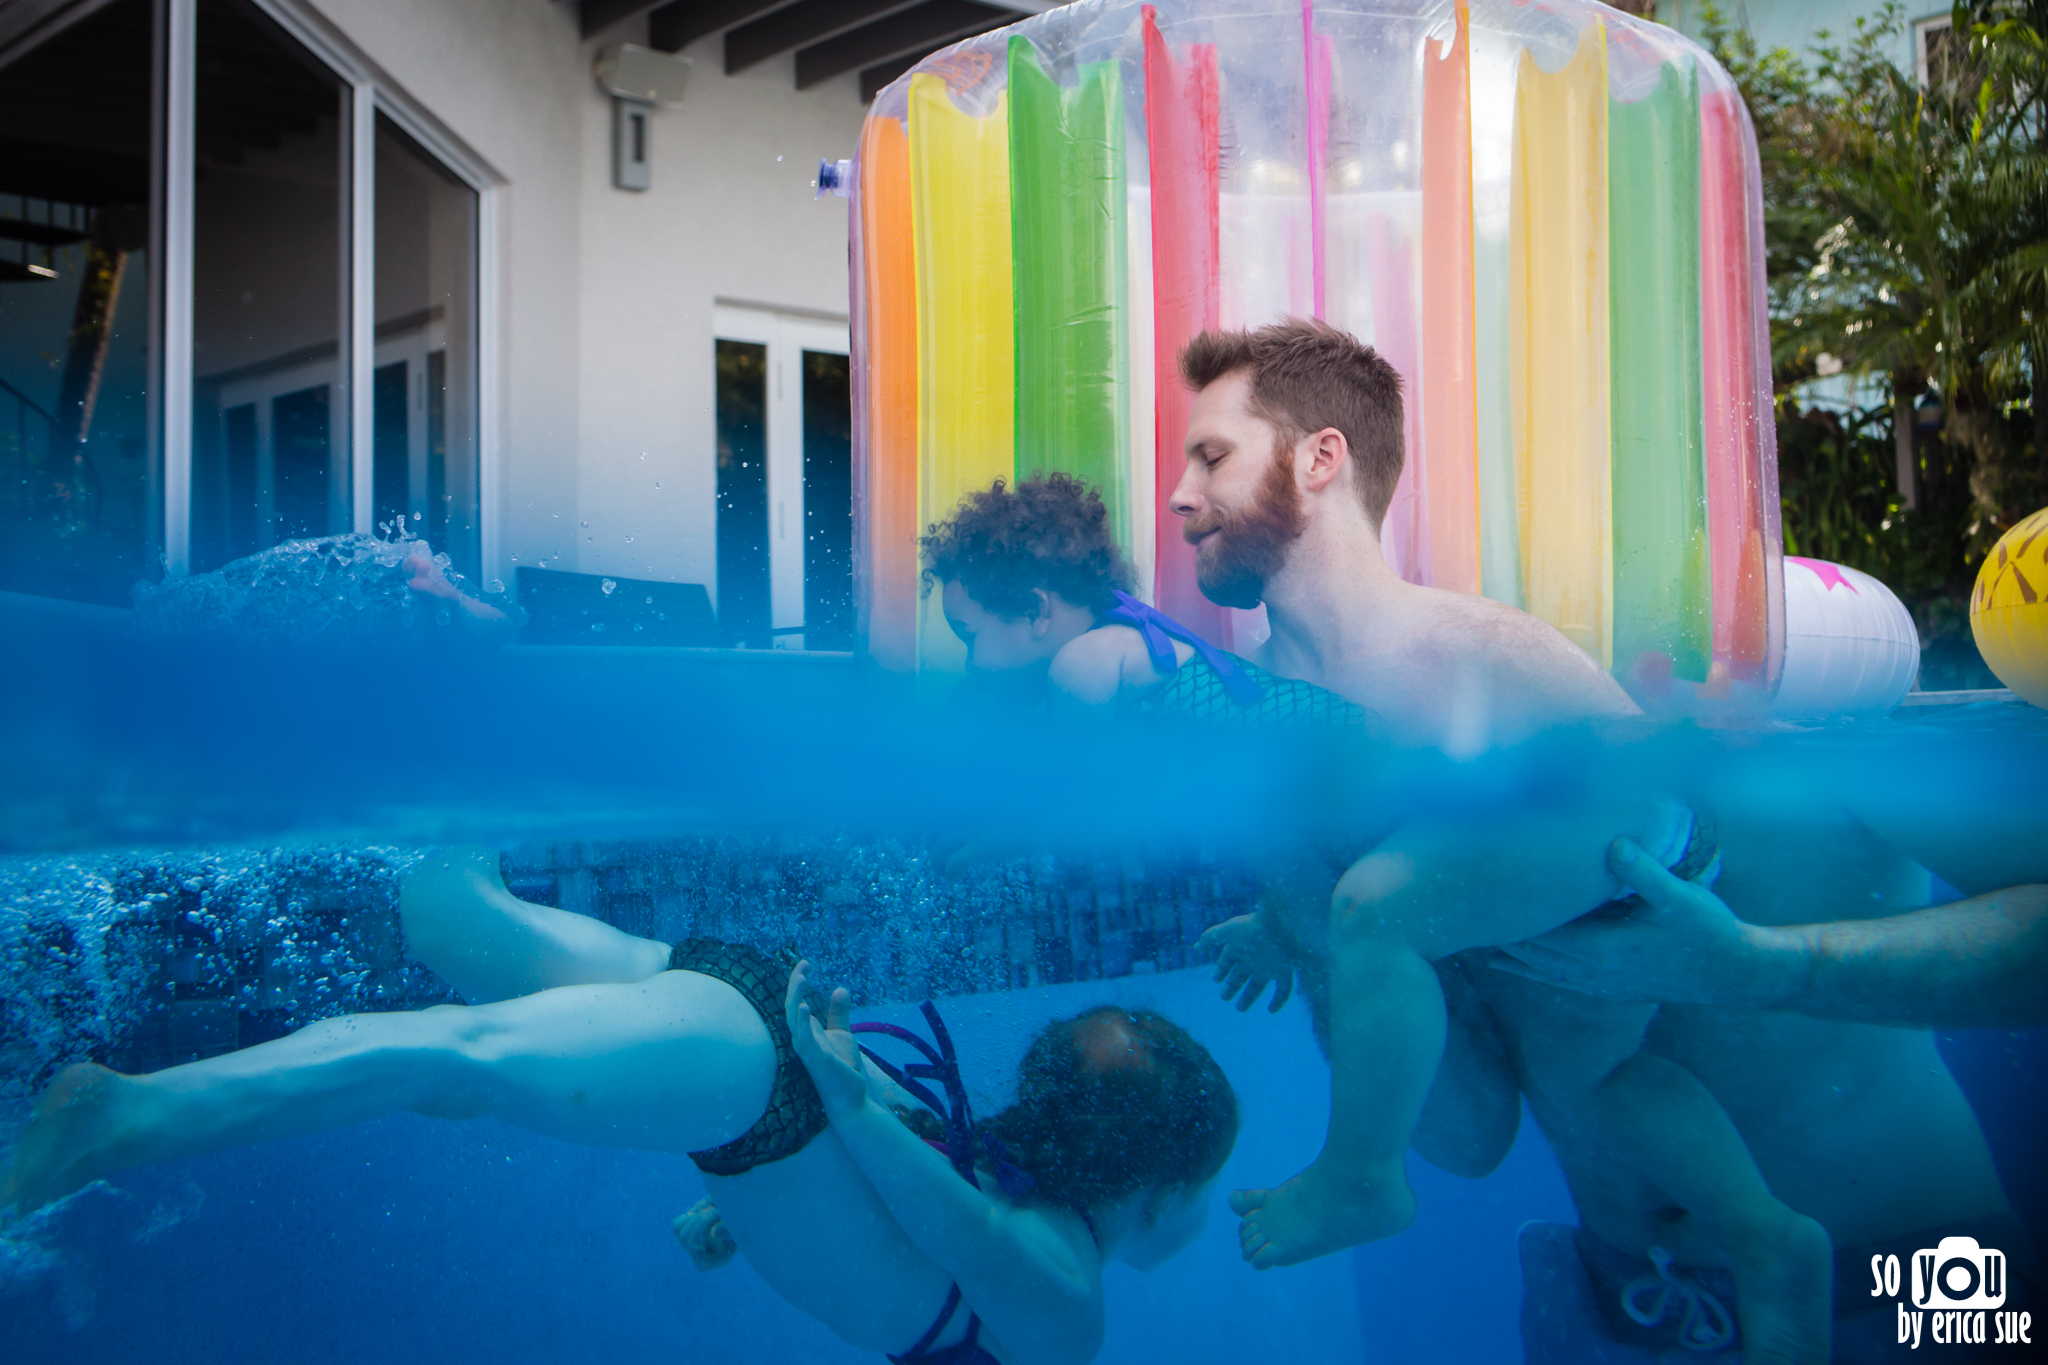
1,594,2044,1363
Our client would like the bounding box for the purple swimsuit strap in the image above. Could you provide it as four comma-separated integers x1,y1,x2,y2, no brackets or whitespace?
1101,590,1263,707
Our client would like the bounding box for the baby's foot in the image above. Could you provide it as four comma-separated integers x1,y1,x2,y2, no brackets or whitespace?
1729,1212,1833,1365
1230,1159,1415,1269
0,1063,140,1214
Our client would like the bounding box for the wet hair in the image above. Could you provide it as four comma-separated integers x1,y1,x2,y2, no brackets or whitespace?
919,473,1135,620
1179,318,1406,528
978,1007,1238,1216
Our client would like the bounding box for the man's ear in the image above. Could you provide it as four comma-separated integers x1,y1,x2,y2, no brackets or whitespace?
1029,586,1055,636
1301,427,1349,494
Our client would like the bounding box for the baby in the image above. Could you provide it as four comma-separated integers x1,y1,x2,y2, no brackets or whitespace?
1202,809,1832,1365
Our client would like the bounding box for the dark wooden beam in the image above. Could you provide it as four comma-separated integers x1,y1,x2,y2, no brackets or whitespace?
724,0,924,75
579,0,665,39
794,0,1015,90
645,0,798,54
859,42,952,102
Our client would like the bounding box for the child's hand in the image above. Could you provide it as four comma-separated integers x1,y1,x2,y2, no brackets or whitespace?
785,960,870,1117
672,1199,739,1272
1197,915,1296,1012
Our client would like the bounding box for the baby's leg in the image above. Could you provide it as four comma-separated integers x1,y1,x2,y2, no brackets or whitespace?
1,971,774,1215
401,847,673,1002
1234,795,1674,1268
1491,978,1831,1365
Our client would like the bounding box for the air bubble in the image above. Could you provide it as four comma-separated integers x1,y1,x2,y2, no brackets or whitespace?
601,578,617,595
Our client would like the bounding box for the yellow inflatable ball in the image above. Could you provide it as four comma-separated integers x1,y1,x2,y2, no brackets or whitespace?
1971,506,2048,707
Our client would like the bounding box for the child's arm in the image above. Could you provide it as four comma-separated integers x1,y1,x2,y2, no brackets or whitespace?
1196,913,1296,1012
784,964,1104,1365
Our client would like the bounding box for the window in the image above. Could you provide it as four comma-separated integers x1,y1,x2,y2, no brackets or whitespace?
0,0,491,605
712,307,851,650
1916,14,1956,88
190,0,348,570
0,0,156,604
373,114,479,580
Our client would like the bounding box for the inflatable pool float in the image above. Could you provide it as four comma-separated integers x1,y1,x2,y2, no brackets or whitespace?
846,0,1783,693
1771,557,1920,722
1971,507,2048,707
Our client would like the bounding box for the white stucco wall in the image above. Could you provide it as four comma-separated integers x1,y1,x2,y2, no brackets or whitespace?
300,0,866,604
570,23,865,598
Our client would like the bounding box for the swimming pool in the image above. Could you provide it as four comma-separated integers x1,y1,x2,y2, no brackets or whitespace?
1,592,2044,1364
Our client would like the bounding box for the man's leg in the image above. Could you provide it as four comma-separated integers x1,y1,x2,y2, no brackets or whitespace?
1,971,774,1214
1492,976,1831,1365
401,847,673,1002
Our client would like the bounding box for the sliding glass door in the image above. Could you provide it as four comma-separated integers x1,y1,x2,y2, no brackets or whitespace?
0,0,488,605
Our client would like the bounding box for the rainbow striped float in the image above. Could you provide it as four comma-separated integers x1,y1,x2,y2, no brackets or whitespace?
850,0,1783,692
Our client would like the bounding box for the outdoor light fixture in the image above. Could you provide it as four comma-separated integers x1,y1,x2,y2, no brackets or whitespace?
594,43,691,192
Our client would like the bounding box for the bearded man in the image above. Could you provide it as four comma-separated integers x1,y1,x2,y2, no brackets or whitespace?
1052,319,2024,1365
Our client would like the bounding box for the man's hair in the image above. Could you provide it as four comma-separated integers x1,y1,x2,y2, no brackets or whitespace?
919,472,1134,619
1179,318,1405,527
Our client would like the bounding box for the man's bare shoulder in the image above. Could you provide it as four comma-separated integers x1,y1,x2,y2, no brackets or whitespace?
1408,588,1636,717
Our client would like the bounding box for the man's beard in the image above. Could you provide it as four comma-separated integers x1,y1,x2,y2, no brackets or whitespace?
1184,438,1307,610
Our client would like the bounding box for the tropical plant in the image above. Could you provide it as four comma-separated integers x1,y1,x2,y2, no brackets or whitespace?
1704,1,2045,686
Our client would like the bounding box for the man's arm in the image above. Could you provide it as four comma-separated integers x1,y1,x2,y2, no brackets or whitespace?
1496,838,2048,1029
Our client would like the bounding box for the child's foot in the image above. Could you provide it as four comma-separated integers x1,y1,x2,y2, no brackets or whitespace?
1729,1211,1833,1365
672,1199,739,1272
0,1063,143,1214
1229,1159,1415,1269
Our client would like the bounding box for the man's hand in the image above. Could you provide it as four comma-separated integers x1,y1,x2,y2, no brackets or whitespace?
1492,837,1799,1007
785,960,871,1118
1196,914,1296,1013
672,1199,739,1272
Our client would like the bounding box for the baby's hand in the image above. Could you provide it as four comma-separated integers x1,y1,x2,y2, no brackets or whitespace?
1197,914,1295,1013
672,1199,738,1272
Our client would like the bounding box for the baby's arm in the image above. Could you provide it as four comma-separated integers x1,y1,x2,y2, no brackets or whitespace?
785,964,1102,1365
1196,913,1296,1012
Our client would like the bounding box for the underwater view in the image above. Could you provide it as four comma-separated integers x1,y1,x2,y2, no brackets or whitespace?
0,519,2042,1365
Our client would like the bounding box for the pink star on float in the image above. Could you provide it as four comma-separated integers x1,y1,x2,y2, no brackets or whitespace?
1789,556,1860,593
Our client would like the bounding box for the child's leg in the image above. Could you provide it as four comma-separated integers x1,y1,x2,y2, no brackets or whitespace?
1,971,774,1215
401,847,673,1002
1491,979,1832,1365
1234,796,1673,1268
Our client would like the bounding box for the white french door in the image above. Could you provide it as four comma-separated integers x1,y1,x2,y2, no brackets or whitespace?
712,305,849,650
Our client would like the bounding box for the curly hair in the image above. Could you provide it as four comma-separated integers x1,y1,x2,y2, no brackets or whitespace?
919,473,1135,620
978,1007,1238,1216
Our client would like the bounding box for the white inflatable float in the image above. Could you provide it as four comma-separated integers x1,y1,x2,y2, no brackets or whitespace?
1770,557,1921,721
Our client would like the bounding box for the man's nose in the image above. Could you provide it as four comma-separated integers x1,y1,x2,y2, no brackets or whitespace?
1168,462,1200,518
